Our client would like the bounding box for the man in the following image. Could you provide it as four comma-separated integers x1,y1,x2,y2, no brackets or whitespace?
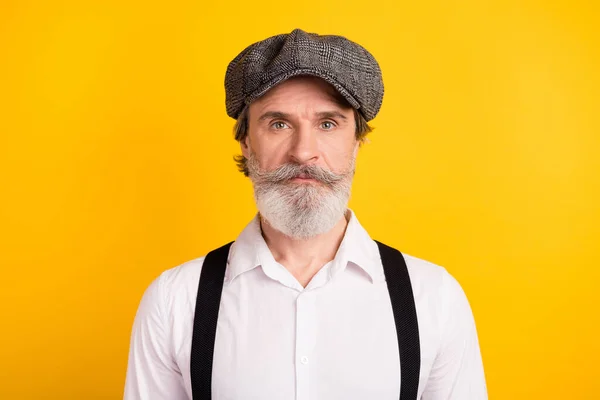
124,29,487,399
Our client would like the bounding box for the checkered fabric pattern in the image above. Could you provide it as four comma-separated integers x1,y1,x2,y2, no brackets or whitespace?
224,28,384,121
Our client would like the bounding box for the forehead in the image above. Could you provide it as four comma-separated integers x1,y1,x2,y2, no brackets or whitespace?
250,76,351,112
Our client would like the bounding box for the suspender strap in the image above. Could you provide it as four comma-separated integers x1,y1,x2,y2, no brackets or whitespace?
190,241,233,400
190,240,420,400
376,240,421,400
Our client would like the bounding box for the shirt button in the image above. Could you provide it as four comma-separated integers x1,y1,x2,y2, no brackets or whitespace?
300,356,309,364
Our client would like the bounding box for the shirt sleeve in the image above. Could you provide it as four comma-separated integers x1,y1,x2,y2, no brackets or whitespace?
124,274,188,400
421,269,488,399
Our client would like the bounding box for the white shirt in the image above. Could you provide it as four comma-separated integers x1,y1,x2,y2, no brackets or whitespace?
124,210,487,399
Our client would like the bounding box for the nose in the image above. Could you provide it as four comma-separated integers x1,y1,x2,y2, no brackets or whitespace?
288,124,319,164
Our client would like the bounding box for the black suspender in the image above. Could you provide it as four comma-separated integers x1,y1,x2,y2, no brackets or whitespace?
190,241,234,400
190,240,421,400
376,240,421,400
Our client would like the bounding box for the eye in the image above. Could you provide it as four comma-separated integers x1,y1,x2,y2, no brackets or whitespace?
271,121,289,130
320,121,336,130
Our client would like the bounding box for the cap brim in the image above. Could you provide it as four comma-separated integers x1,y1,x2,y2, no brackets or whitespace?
245,69,362,112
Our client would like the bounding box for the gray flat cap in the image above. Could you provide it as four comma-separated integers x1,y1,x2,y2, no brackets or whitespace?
225,28,384,121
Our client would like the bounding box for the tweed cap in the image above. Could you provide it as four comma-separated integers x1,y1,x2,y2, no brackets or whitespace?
225,28,384,121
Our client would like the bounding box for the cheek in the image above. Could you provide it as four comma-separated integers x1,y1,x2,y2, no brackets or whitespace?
320,137,357,169
249,137,288,169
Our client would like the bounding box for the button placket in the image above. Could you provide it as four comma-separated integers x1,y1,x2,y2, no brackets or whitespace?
295,291,317,400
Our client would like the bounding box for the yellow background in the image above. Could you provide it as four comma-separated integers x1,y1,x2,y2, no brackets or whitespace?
1,0,599,398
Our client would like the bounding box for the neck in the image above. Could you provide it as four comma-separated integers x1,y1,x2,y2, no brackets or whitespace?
259,211,350,288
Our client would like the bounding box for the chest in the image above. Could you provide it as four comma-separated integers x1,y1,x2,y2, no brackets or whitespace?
173,271,437,399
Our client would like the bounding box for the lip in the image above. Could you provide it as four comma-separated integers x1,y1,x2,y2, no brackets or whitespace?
291,177,318,182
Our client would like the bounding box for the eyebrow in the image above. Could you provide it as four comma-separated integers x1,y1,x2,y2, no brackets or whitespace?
257,111,289,122
316,111,348,121
257,110,348,122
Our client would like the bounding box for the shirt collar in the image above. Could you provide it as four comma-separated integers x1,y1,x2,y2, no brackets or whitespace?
224,209,384,285
331,209,384,283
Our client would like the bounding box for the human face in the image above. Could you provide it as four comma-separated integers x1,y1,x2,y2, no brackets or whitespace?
241,76,359,238
241,76,359,176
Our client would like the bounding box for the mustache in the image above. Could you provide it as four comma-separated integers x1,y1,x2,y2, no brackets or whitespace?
252,162,349,185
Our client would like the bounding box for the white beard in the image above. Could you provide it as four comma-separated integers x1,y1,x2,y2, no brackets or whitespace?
247,153,355,239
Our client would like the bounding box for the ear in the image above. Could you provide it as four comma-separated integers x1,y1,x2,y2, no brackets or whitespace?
240,135,251,159
352,140,360,157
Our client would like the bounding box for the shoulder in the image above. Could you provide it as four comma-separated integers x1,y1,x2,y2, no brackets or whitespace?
128,256,207,335
400,252,446,293
156,256,206,308
148,242,235,314
398,252,476,348
400,252,468,307
131,255,209,343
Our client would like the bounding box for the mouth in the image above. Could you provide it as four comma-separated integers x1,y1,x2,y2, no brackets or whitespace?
290,173,319,183
291,177,318,183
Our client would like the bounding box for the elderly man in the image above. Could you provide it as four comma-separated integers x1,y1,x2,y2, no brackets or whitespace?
124,29,487,400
